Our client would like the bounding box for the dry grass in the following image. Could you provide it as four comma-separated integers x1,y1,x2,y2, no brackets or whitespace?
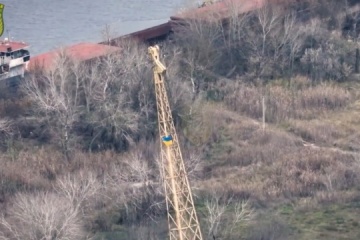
191,90,360,207
223,77,353,123
162,80,360,237
200,146,360,205
0,135,160,199
0,146,126,200
284,90,360,151
286,119,344,145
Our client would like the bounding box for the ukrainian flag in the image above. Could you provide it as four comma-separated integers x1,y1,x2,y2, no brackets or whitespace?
162,135,173,146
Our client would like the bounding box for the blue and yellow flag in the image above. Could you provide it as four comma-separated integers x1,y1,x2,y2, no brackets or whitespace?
162,135,173,146
0,4,4,37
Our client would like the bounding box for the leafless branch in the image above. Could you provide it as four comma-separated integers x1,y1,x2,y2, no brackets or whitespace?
0,119,12,135
205,193,229,239
0,192,87,240
184,152,204,182
55,171,101,210
23,52,83,158
204,192,255,239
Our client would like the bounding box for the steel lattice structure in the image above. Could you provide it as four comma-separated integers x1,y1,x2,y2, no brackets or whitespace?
148,45,203,240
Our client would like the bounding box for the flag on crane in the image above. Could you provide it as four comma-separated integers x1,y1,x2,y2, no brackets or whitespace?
162,135,173,146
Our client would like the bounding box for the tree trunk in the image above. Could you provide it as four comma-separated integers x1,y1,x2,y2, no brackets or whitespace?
262,96,266,132
355,48,359,73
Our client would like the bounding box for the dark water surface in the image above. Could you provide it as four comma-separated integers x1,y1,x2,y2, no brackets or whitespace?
1,0,185,55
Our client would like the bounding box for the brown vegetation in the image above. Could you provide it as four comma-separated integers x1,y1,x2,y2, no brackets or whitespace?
1,0,360,239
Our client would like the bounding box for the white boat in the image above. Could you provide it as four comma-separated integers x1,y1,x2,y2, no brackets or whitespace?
0,38,30,81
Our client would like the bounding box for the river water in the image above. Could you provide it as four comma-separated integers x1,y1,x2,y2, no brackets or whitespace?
1,0,187,55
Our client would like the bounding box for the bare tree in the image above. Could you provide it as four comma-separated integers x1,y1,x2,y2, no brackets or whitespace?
221,1,252,76
80,58,102,114
244,1,285,79
160,43,195,119
204,192,255,240
55,171,100,210
104,150,158,203
173,0,305,87
0,192,88,240
23,51,84,159
83,40,150,151
300,41,353,81
205,193,228,240
103,151,165,228
256,1,282,56
283,12,304,82
0,119,12,135
184,151,204,182
173,13,223,92
24,40,150,153
101,23,118,45
117,151,152,187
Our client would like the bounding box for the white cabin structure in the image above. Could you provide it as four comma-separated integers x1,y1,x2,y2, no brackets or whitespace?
0,38,30,81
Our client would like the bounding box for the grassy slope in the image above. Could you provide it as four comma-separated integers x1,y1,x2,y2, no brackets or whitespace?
193,81,360,239
280,202,360,240
287,99,360,240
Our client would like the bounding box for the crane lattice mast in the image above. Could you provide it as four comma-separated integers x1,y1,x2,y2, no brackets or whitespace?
148,45,203,240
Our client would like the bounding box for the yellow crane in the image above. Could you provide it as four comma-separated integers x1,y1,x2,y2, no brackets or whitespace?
148,45,203,240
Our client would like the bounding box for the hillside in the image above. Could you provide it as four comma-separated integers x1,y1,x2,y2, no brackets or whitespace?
1,0,360,239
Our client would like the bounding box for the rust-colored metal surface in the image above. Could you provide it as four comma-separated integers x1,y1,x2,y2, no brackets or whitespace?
0,41,28,53
28,42,120,71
